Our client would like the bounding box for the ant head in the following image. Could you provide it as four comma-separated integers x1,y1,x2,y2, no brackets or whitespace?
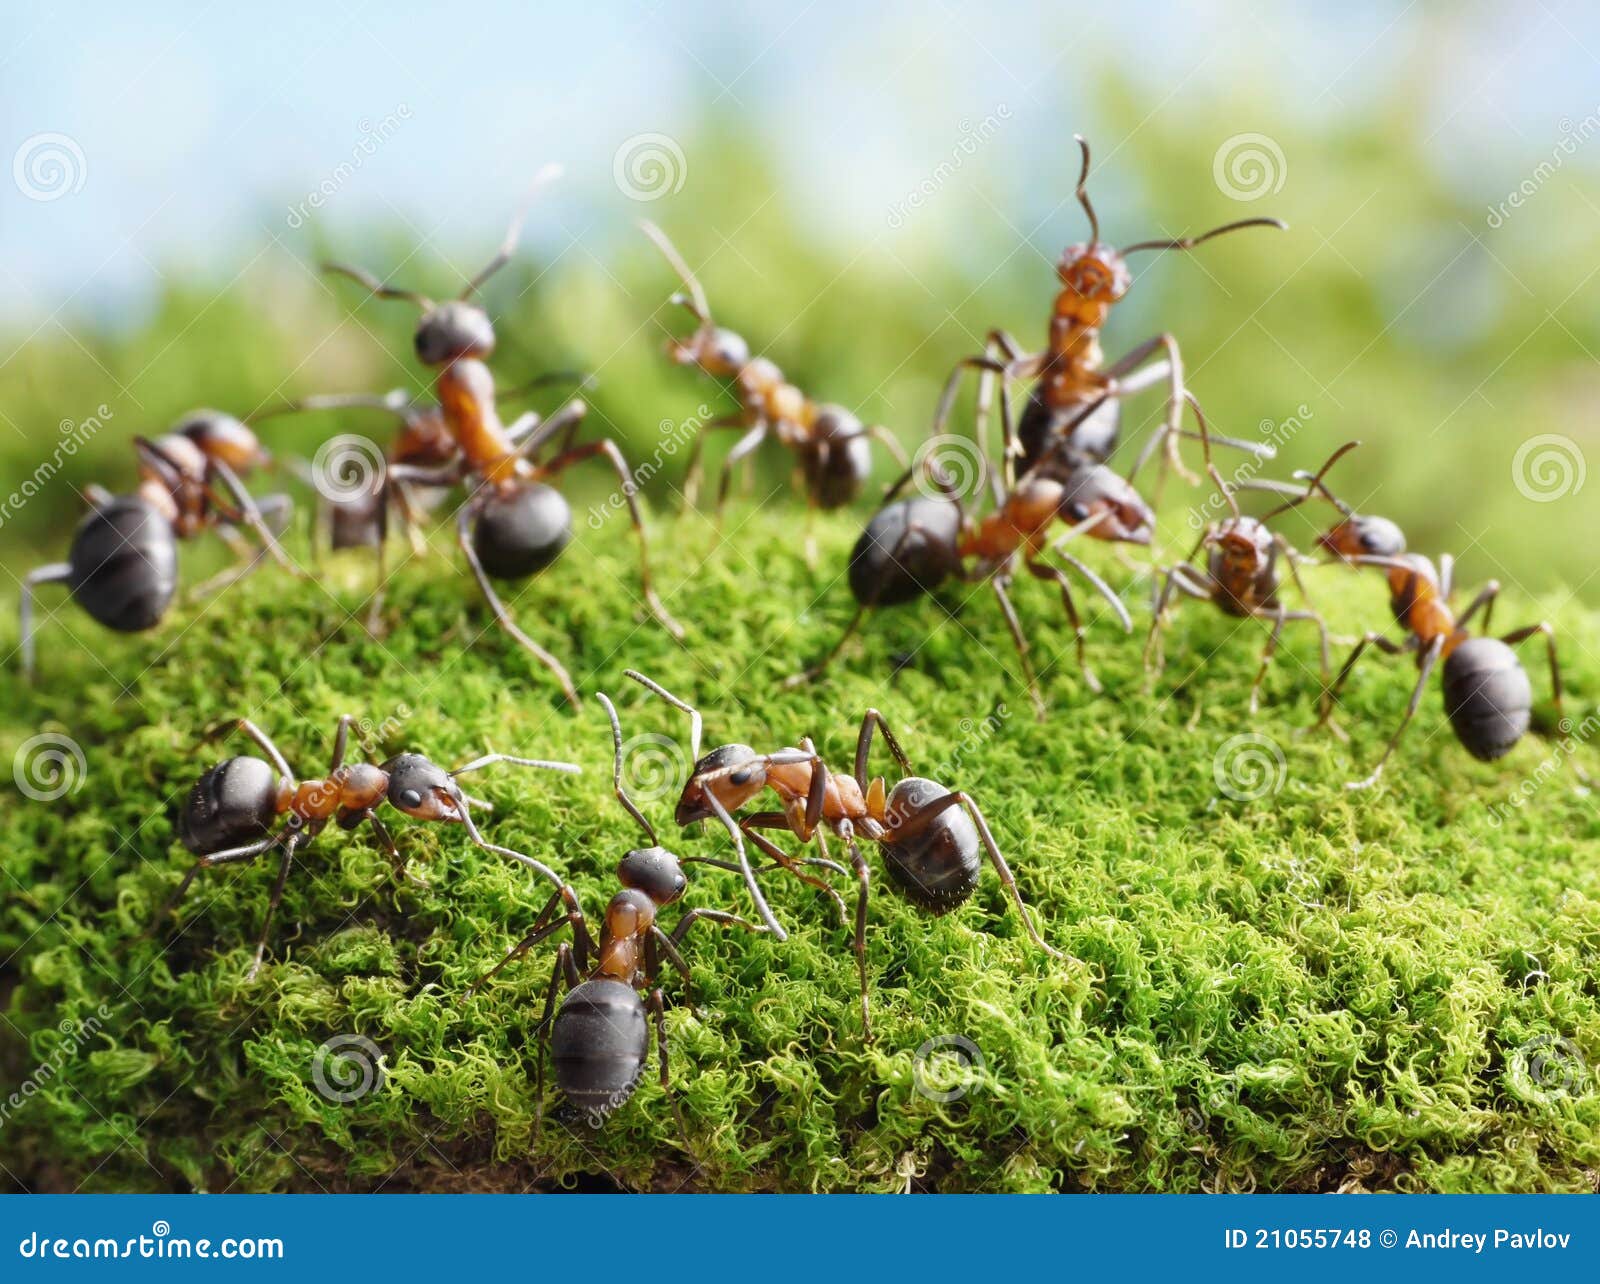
673,325,749,378
674,743,764,825
176,410,269,473
1059,465,1154,545
1319,514,1406,562
617,846,688,906
1057,242,1132,307
604,887,658,941
380,753,463,821
1207,515,1273,570
415,300,496,366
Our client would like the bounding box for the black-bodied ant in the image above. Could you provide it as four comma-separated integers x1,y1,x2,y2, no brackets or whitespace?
323,169,682,704
786,395,1145,714
145,714,579,978
626,670,1061,1039
1142,408,1340,719
640,221,909,516
465,693,766,1129
19,410,300,681
928,135,1284,493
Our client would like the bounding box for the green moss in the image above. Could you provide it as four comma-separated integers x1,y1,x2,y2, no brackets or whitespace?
2,506,1598,1193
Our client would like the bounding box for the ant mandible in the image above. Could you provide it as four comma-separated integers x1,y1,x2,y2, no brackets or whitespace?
928,135,1284,495
786,394,1145,714
626,670,1062,1039
465,693,767,1130
19,409,300,681
323,168,682,704
1142,408,1341,720
640,221,910,517
145,714,579,978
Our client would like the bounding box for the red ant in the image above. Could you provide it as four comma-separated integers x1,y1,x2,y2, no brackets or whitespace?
786,394,1149,714
20,410,300,681
146,714,579,978
1263,461,1585,788
465,693,767,1130
1142,408,1341,719
323,169,682,704
625,670,1061,1039
640,221,909,517
928,135,1284,495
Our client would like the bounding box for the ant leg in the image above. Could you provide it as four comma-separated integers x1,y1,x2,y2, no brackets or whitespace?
649,987,689,1145
85,483,114,508
782,603,867,690
1322,631,1407,730
534,438,685,639
208,461,306,578
740,814,850,926
1144,564,1208,676
866,423,909,471
366,811,427,888
1021,557,1099,695
1113,334,1193,487
1348,636,1444,791
509,401,587,463
667,907,770,949
455,500,579,706
1456,581,1500,633
836,820,873,1042
1499,620,1591,784
190,523,269,600
389,481,429,557
884,791,1063,959
18,563,71,682
681,413,747,509
1248,610,1290,716
454,802,572,900
854,709,913,787
711,423,768,522
991,574,1047,719
623,668,703,761
466,897,572,996
144,837,277,939
532,944,572,1142
247,830,306,980
705,790,788,941
199,717,294,780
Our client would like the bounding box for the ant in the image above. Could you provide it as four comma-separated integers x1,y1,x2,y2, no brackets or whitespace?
19,409,300,681
928,135,1284,496
640,221,909,517
145,714,579,978
1141,409,1341,719
324,168,682,704
786,394,1145,715
465,693,767,1129
1261,462,1585,789
626,669,1062,1039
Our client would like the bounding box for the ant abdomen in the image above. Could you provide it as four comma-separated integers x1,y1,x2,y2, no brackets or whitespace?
1017,389,1120,473
848,497,962,607
880,777,980,913
69,495,180,632
803,406,873,509
180,756,279,855
1442,637,1532,761
549,978,649,1119
472,482,573,579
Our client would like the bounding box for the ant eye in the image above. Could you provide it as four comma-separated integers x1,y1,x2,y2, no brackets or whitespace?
730,768,752,786
1067,502,1089,521
399,789,423,809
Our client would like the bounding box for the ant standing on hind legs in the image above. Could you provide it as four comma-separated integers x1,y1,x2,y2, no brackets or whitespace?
323,166,682,704
624,670,1062,1041
465,693,768,1134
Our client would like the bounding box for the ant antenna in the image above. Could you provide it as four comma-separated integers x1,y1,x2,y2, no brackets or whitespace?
249,390,413,421
1073,134,1100,245
639,220,711,327
1260,439,1362,522
460,162,563,300
1123,217,1287,255
322,261,435,311
1184,392,1239,519
624,669,702,762
598,692,658,846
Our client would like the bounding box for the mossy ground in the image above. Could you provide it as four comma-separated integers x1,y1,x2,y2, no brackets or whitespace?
2,504,1599,1193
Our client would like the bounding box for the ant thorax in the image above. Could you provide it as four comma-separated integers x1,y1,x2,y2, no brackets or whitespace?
436,358,525,485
